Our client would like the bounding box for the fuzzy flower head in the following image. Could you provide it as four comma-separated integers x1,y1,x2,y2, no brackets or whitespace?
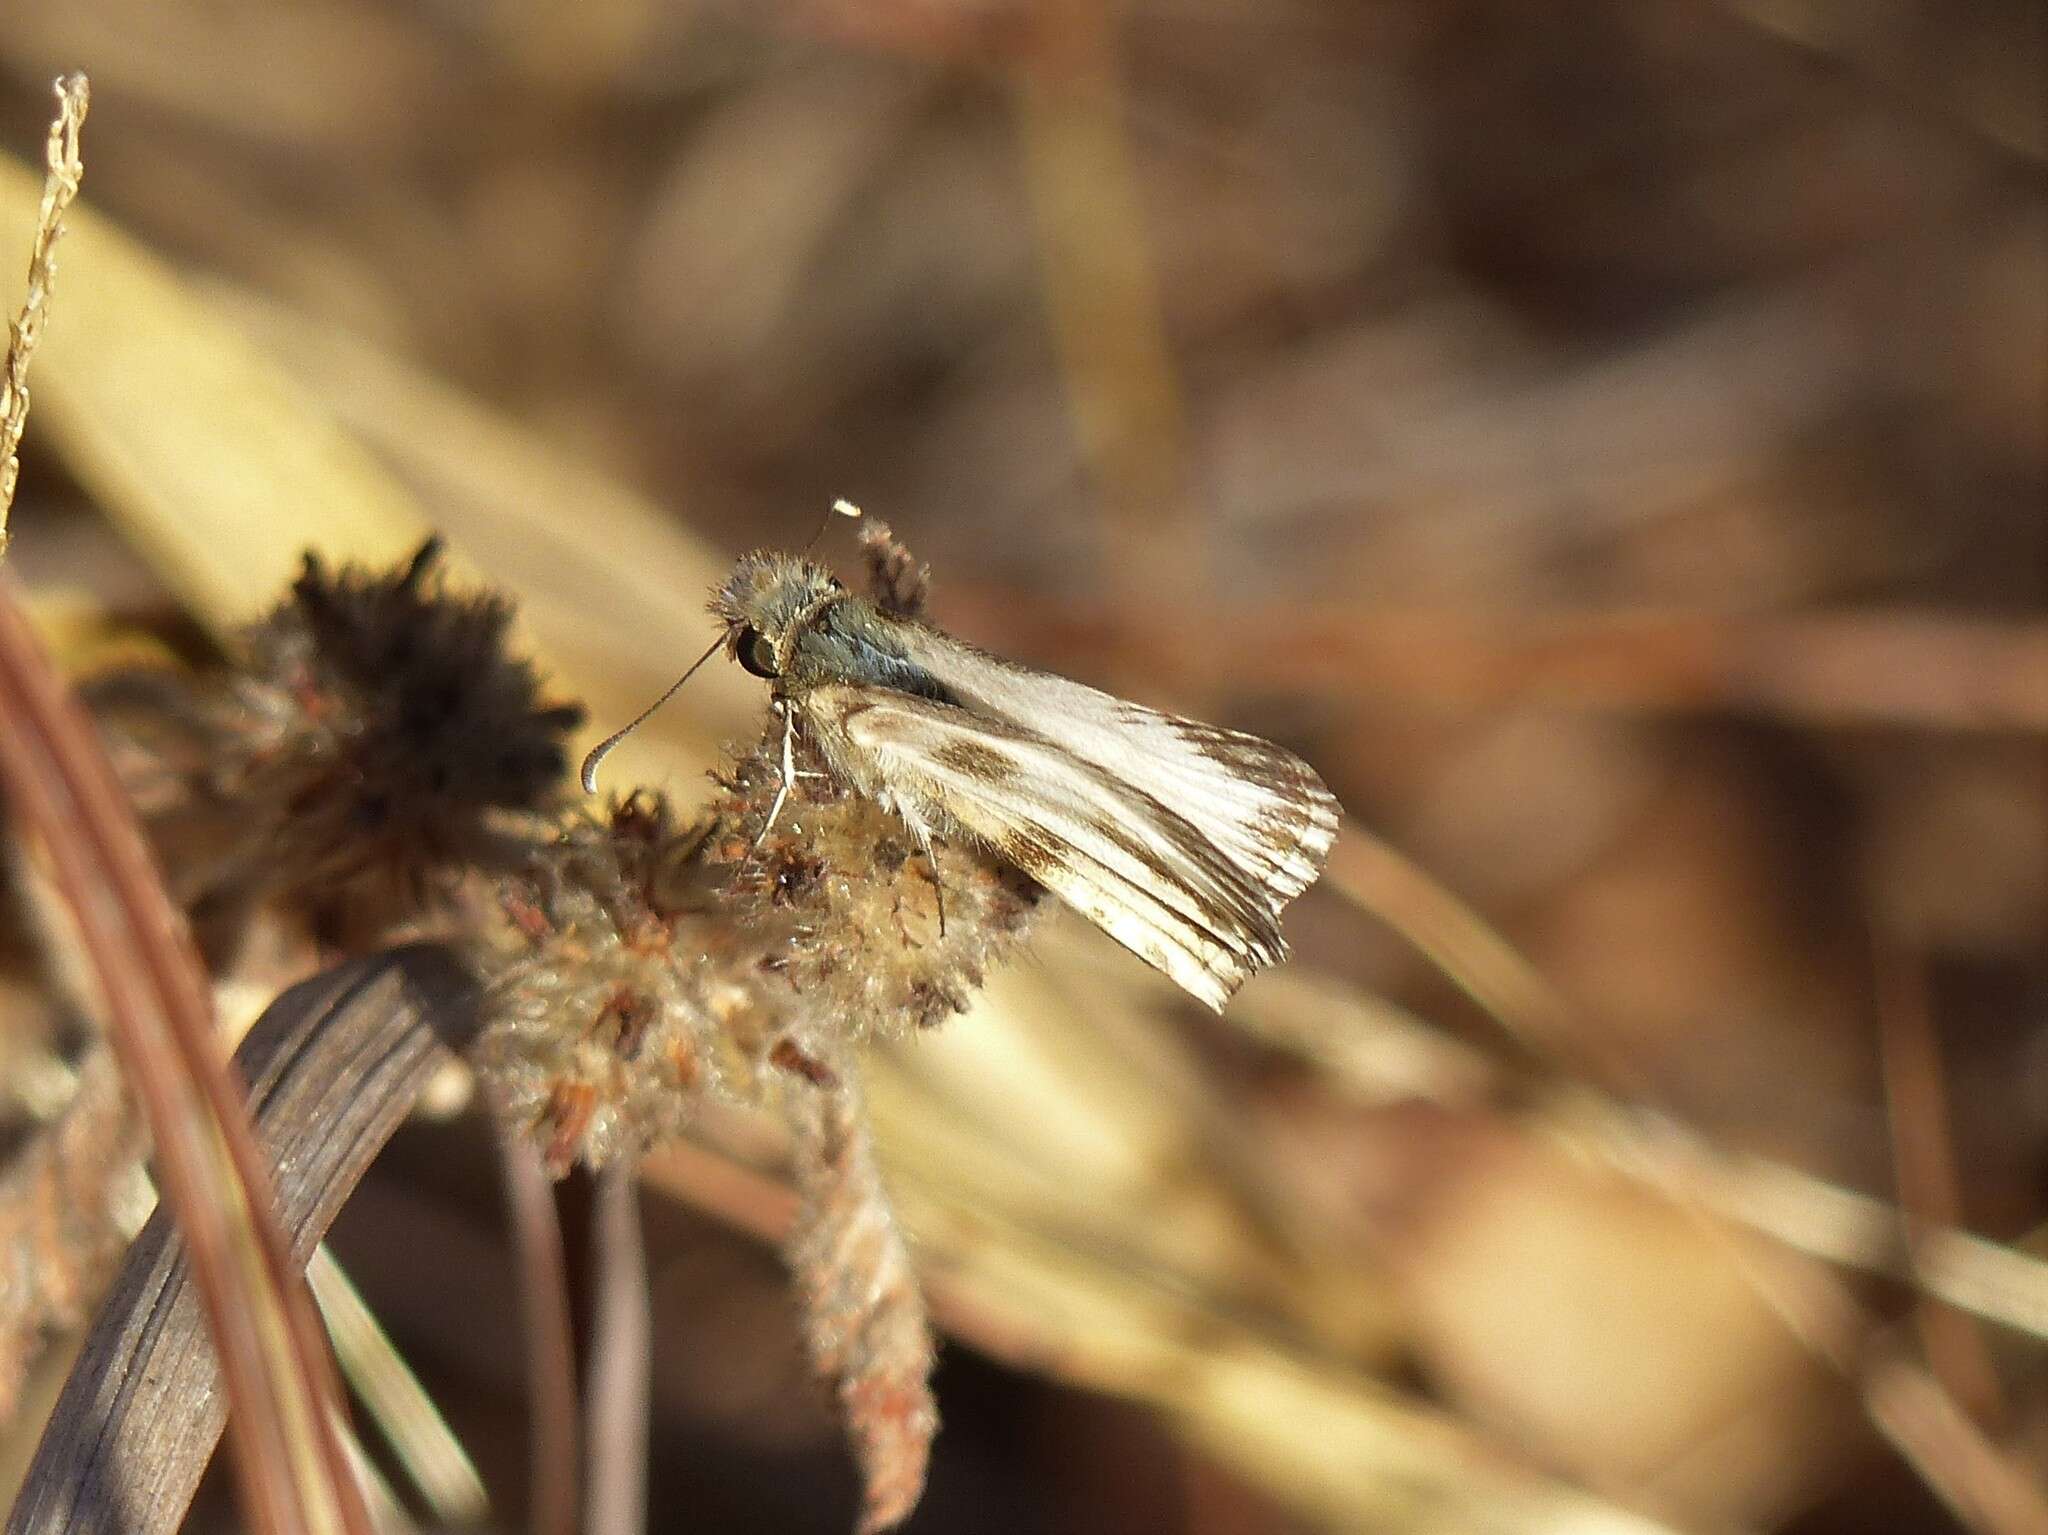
87,540,583,957
230,541,583,936
476,793,761,1174
704,731,1043,1034
477,742,1044,1173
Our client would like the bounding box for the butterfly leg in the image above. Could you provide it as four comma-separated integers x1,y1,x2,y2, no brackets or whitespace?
880,797,949,940
926,852,947,938
754,702,799,848
904,827,946,939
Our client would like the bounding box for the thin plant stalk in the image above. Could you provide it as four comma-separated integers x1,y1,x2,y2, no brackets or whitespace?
0,73,88,555
498,1134,578,1535
584,1164,649,1535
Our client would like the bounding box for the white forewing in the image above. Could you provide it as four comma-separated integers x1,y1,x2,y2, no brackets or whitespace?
805,666,1338,1010
899,630,1340,904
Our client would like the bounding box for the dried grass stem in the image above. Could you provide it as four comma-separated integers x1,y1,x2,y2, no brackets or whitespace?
0,73,87,555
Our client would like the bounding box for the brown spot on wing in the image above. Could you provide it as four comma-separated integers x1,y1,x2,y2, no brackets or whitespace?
991,825,1071,885
931,738,1019,785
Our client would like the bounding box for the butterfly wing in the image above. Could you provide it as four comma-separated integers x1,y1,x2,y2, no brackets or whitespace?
900,631,1340,906
806,682,1331,1010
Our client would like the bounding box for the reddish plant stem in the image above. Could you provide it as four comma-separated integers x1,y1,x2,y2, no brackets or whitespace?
1872,940,2008,1427
498,1133,579,1535
0,575,369,1535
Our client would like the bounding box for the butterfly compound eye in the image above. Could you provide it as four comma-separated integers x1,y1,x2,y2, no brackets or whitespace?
736,627,779,679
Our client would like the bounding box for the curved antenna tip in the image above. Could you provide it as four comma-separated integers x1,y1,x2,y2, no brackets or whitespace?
575,631,727,796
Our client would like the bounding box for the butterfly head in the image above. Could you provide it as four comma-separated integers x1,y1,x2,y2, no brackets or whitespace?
711,551,843,681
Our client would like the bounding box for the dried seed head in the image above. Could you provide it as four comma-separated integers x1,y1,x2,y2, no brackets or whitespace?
705,731,1043,1035
476,727,1044,1172
470,520,1043,1533
92,541,583,955
237,542,583,911
475,793,751,1175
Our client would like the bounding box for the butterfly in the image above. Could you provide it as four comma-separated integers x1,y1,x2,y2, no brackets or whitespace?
583,509,1339,1011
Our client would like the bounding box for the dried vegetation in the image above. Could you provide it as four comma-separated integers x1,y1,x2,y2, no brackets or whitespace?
0,3,2043,1533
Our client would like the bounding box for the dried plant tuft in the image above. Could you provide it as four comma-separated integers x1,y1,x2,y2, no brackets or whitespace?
480,774,969,1519
236,540,584,918
704,731,1044,1035
784,1050,939,1535
476,792,739,1176
476,723,1044,1175
92,539,582,954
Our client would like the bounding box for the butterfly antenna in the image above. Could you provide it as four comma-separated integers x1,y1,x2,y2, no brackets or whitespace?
800,497,863,553
578,632,725,794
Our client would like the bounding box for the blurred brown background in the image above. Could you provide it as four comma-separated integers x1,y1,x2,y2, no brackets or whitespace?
1,1,2043,1532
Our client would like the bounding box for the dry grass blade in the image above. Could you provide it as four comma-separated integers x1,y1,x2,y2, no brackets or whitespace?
1328,809,2048,1518
1566,1101,2048,1345
1013,0,1190,595
1324,822,1578,1060
4,946,481,1535
0,167,754,789
203,285,763,768
305,1247,490,1527
1871,941,2006,1424
1859,1345,2048,1535
0,73,87,556
1221,969,1499,1109
1331,822,2048,1348
0,153,429,630
0,583,371,1535
1578,1103,2048,1531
